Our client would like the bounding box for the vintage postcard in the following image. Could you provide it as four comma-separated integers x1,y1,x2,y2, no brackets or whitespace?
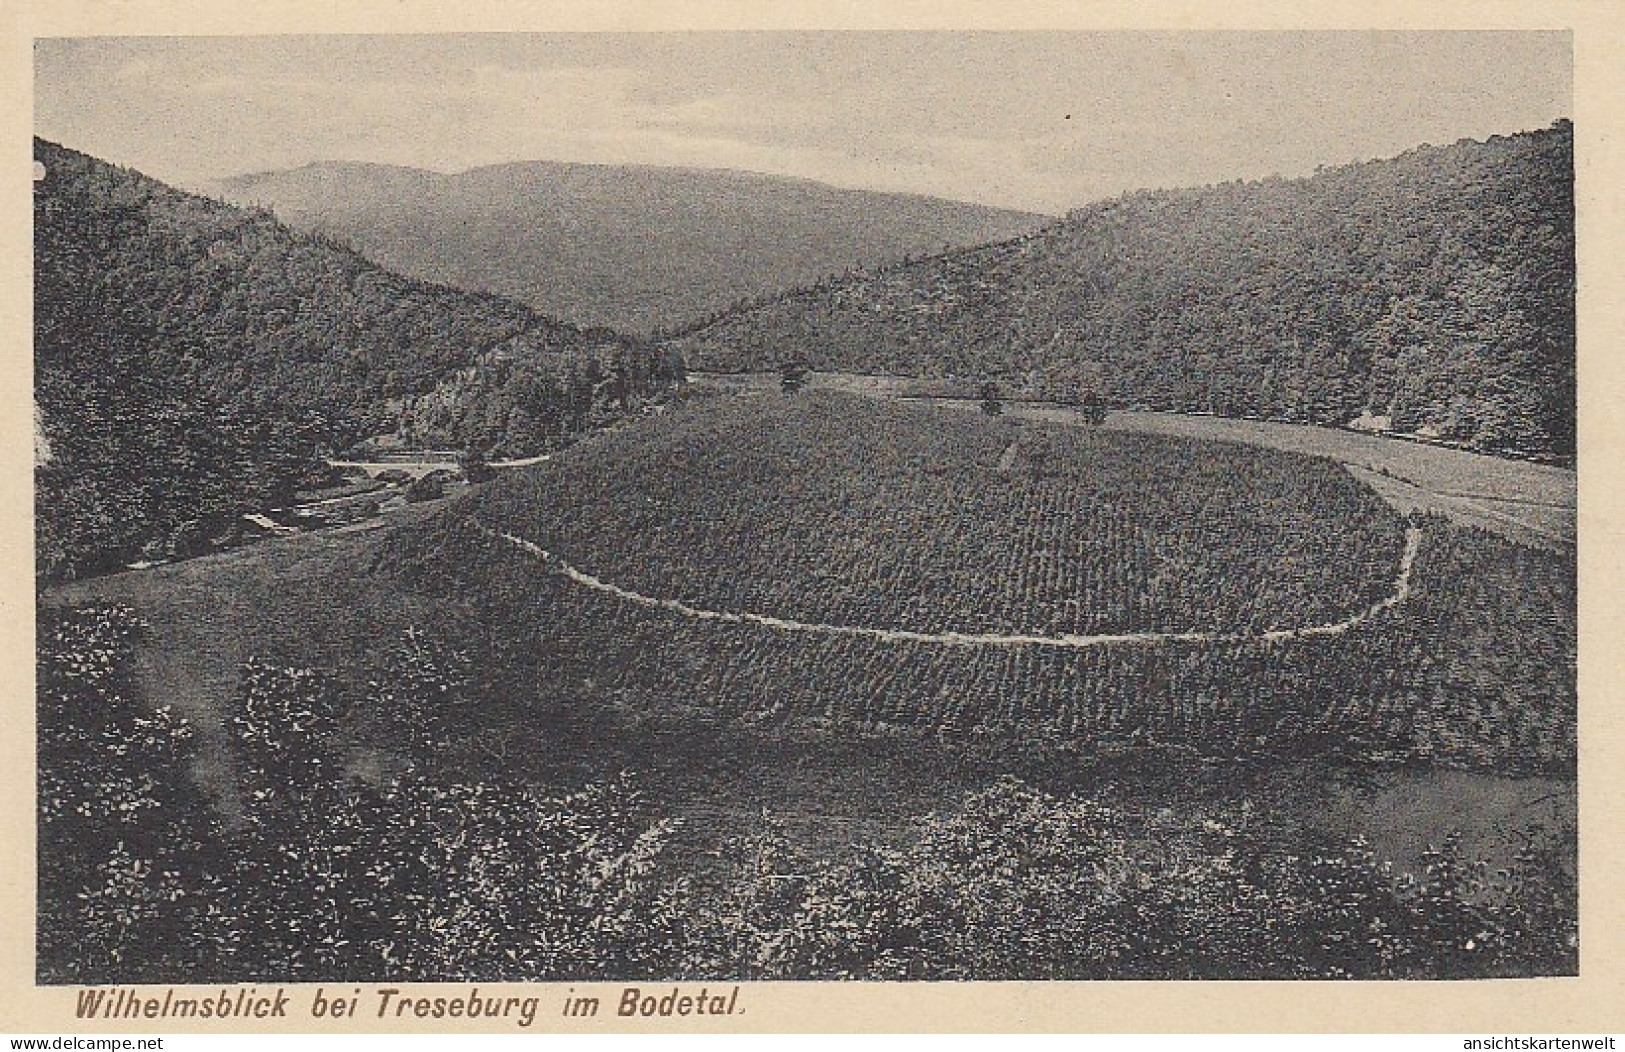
4,0,1623,1035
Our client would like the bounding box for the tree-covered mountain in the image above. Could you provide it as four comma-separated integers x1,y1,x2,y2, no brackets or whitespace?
34,139,683,580
668,122,1575,463
209,160,1047,335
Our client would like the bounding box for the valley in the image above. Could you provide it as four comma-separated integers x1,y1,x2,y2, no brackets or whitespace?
34,117,1578,984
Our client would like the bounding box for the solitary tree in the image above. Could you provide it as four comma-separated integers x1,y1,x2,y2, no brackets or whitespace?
459,444,495,484
1077,391,1108,426
781,357,810,394
980,381,1003,417
1024,431,1055,479
1043,358,1108,424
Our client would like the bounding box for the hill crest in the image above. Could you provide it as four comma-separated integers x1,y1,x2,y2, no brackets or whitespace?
208,160,1048,335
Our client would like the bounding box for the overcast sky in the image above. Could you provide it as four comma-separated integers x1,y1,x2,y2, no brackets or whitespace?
35,32,1571,215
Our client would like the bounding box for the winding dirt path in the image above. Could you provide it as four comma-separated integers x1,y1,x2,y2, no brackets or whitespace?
485,524,1423,650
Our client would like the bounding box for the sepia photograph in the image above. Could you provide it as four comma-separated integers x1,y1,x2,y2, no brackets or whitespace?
17,16,1600,1023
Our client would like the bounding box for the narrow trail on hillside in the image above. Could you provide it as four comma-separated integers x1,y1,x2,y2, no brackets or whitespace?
482,523,1423,650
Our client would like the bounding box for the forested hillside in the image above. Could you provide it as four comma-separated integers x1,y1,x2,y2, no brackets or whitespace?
34,139,683,580
669,123,1575,463
211,160,1045,335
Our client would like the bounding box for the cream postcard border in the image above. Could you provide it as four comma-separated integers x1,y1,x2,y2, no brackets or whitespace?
1,0,1619,1034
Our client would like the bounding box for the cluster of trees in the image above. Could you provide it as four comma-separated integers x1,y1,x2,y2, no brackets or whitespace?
38,604,1575,981
693,778,1575,980
212,659,689,982
37,604,220,982
34,139,683,580
462,393,1406,638
399,341,686,459
387,397,1573,774
668,122,1574,463
37,604,690,983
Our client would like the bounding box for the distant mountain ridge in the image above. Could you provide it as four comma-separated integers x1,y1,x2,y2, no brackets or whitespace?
209,160,1048,334
667,122,1575,464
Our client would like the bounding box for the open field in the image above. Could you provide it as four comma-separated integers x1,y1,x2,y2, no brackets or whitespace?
483,391,1408,639
489,523,1421,649
381,391,1574,771
686,372,1577,550
1099,411,1575,552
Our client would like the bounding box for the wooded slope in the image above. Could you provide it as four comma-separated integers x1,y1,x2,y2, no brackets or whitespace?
35,139,680,578
670,123,1575,463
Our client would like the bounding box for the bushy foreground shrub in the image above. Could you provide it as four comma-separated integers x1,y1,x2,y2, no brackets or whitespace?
691,778,1576,980
38,604,1575,983
37,605,220,982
